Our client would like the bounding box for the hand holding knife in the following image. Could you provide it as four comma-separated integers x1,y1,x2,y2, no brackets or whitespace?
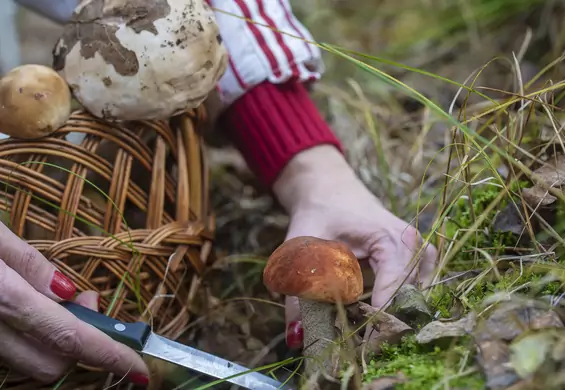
61,302,293,390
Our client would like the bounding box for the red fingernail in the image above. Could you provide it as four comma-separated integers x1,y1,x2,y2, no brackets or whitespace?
97,295,101,311
50,271,76,300
128,373,150,385
286,321,304,349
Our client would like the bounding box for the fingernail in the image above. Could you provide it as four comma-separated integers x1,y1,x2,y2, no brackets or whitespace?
50,270,76,300
286,321,304,349
97,295,101,311
128,373,150,385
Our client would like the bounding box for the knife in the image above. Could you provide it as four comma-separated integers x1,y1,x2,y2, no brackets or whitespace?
61,301,293,390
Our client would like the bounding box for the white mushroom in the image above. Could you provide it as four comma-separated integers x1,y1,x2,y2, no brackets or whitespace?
52,0,228,121
0,64,71,139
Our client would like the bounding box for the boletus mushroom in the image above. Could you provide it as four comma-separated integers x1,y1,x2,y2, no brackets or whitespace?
263,236,363,377
52,0,228,121
0,64,71,139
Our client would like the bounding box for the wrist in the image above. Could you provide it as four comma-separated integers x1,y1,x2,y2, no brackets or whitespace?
273,144,359,215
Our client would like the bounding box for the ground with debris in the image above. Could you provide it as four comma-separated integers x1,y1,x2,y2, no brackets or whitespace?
11,1,565,389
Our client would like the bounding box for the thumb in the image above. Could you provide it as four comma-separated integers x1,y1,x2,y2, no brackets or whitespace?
282,224,306,350
284,296,303,350
367,226,431,309
371,269,403,310
368,250,419,310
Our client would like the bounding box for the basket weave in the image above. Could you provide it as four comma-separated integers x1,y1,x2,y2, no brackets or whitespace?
0,106,215,389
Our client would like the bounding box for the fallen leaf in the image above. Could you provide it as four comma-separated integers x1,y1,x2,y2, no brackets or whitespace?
416,313,476,344
476,339,520,390
506,329,565,390
349,302,414,339
539,124,556,143
245,336,264,351
492,201,526,236
521,154,565,207
531,309,565,329
522,186,557,206
474,296,565,389
530,154,565,187
474,297,564,343
348,302,413,356
509,330,553,378
388,284,433,328
551,332,565,361
361,373,407,390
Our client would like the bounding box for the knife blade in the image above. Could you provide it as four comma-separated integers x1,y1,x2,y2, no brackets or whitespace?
61,301,293,390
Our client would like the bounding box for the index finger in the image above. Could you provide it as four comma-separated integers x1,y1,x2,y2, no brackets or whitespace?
370,244,437,309
0,261,149,382
0,222,76,301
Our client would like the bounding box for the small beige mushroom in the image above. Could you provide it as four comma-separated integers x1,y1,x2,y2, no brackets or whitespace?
52,0,228,121
0,64,71,139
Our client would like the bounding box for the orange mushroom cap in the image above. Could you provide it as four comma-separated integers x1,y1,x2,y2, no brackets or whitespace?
263,236,363,304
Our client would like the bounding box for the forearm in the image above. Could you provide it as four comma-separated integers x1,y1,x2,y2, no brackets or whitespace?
210,0,351,202
218,81,343,188
218,78,362,217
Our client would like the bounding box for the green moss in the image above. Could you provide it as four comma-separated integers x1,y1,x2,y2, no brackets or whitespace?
443,180,529,270
462,269,563,308
368,272,562,388
426,266,564,320
366,179,565,387
363,335,484,389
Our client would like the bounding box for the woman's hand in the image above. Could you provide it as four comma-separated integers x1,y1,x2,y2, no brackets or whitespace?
273,145,438,349
0,223,149,384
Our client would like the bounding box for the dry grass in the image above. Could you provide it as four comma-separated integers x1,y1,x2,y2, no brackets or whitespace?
6,1,565,389
207,0,565,388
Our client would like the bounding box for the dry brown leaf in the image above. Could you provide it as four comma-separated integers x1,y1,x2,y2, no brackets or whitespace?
475,298,564,343
388,284,433,328
351,302,414,338
521,154,565,207
506,329,565,390
416,313,476,345
474,297,565,390
522,186,557,206
492,201,526,236
361,373,407,390
492,198,556,245
348,302,413,356
510,330,554,379
530,155,565,187
476,339,520,390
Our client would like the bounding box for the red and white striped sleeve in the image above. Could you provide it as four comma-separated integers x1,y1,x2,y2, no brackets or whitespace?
208,0,325,105
210,0,343,189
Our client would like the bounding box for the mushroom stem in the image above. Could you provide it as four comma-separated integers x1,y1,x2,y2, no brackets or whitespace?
299,298,339,377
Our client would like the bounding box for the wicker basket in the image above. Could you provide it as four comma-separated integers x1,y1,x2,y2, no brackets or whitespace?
0,106,216,389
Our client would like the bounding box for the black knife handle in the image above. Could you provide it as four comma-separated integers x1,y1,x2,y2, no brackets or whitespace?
60,301,152,351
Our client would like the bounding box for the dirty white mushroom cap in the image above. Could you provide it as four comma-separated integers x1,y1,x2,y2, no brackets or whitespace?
52,0,228,121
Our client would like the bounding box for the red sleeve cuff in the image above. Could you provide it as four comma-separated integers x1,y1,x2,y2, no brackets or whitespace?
218,81,343,188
